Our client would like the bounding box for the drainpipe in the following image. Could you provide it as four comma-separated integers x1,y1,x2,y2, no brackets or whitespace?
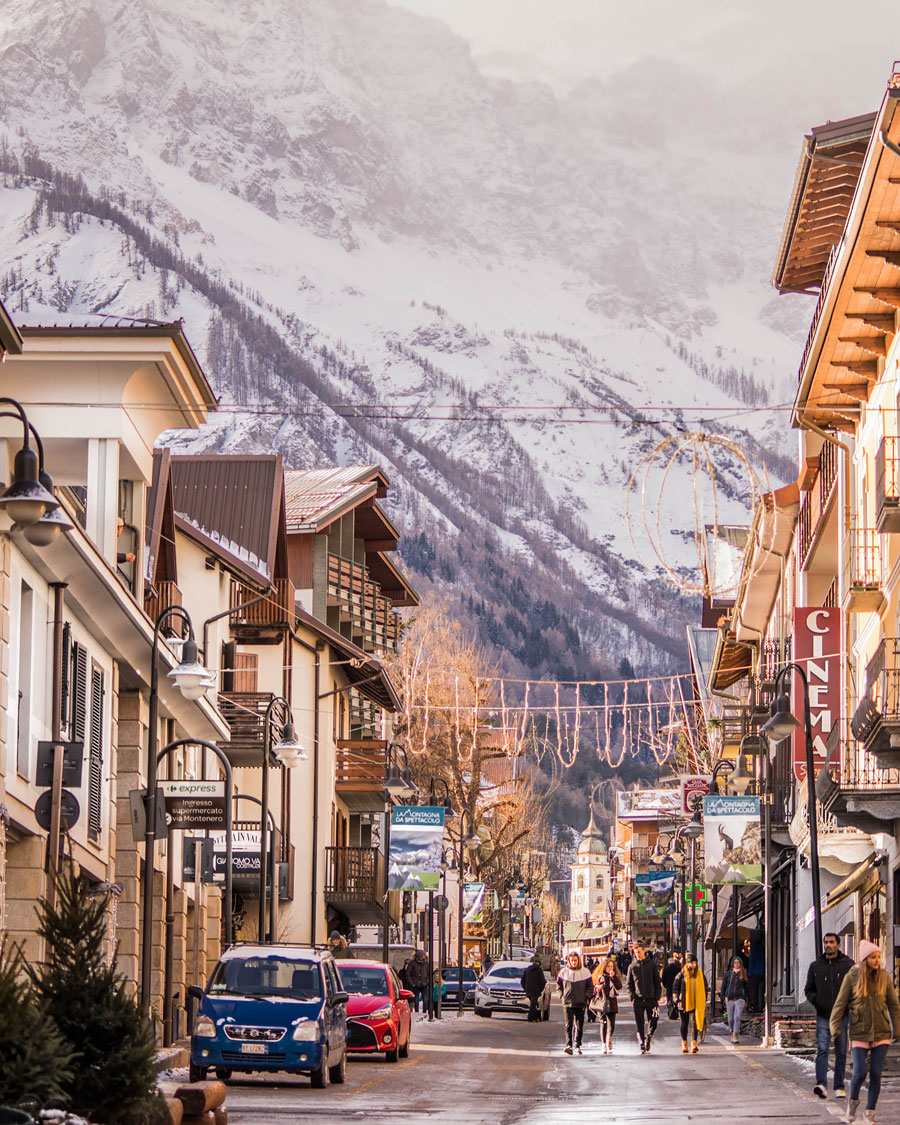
46,583,67,911
291,627,323,945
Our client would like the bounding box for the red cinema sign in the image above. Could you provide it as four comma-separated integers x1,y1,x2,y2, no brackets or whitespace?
792,607,840,782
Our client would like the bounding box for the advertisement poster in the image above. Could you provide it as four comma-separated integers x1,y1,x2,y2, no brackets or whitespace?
161,779,226,829
680,775,712,816
388,805,446,891
616,789,682,821
463,882,486,923
793,607,840,781
702,795,762,884
635,870,677,917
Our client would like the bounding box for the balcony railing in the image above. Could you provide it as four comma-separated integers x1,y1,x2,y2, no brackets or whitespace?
851,638,900,766
327,553,401,654
229,578,296,635
846,527,882,612
798,445,839,569
325,846,385,908
144,581,184,635
761,636,792,685
217,691,277,767
629,846,651,864
335,739,389,789
876,436,900,533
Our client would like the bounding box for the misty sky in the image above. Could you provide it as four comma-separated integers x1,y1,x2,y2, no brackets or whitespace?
387,0,900,117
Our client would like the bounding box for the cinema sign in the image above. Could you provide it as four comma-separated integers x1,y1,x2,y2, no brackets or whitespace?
792,607,840,781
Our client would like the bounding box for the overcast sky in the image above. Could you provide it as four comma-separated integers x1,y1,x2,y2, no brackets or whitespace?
386,0,900,114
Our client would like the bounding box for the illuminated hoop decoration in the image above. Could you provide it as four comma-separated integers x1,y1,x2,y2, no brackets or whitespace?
625,432,774,596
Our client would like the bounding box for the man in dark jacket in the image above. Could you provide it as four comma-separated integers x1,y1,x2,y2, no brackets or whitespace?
407,949,430,1012
805,932,853,1100
662,952,681,1004
521,956,547,1022
616,943,633,977
626,941,662,1053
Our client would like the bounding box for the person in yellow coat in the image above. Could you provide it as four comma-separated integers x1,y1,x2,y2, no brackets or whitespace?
672,952,707,1054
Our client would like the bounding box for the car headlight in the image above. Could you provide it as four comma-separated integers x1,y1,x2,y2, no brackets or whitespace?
475,983,489,994
292,1020,320,1042
194,1015,216,1038
368,1006,393,1020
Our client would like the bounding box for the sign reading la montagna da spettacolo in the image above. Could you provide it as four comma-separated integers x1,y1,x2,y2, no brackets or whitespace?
702,795,761,884
389,805,445,891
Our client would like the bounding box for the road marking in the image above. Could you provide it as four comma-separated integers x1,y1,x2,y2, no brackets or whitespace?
413,1043,555,1058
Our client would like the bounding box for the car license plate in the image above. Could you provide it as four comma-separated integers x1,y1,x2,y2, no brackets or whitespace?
241,1042,267,1055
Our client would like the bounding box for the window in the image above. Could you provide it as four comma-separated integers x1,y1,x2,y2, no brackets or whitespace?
596,875,604,889
577,874,585,890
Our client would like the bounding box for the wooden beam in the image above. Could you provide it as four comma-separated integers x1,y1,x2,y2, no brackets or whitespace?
865,250,900,267
844,312,896,331
823,382,871,402
828,359,879,378
875,220,900,233
853,287,900,308
837,336,887,355
363,540,399,553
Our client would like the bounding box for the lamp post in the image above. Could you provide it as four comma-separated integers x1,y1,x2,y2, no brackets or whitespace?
140,606,213,1019
761,666,823,955
381,745,418,964
456,812,479,1018
0,397,59,527
421,777,454,1022
681,811,703,957
258,696,307,943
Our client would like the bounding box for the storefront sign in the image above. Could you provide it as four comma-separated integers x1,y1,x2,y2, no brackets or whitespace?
161,780,226,829
680,775,712,815
702,795,762,884
212,829,262,878
389,806,446,891
792,607,840,782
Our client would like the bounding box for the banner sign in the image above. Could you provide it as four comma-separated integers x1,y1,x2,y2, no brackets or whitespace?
463,882,486,923
389,806,446,891
212,829,262,878
702,795,762,884
680,775,712,816
792,607,840,782
161,780,226,829
635,870,676,917
616,789,681,821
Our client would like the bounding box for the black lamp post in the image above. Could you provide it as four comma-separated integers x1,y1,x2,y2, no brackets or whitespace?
681,811,703,956
0,397,58,527
381,745,418,964
761,665,823,955
258,696,307,943
140,606,213,1018
456,812,479,1018
422,777,455,1022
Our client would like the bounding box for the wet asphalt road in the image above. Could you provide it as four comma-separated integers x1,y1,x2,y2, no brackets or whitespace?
211,1001,900,1124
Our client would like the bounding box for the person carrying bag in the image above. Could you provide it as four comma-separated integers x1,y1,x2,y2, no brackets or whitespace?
591,956,621,1054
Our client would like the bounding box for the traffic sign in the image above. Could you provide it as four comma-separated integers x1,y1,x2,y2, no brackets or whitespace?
34,789,80,832
35,742,84,788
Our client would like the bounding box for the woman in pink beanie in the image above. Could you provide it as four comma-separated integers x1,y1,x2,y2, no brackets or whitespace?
830,941,900,1123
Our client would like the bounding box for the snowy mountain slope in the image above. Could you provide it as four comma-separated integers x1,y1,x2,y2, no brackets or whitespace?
0,0,815,676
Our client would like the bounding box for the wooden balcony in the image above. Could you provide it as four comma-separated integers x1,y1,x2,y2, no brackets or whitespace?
335,739,388,812
229,577,295,644
846,527,883,613
798,442,838,569
325,845,390,924
876,437,900,533
144,581,184,635
327,553,401,654
217,691,277,767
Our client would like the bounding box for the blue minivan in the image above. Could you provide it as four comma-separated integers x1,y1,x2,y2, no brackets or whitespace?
188,944,349,1087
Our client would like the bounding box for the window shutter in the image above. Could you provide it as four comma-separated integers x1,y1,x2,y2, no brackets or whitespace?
88,664,104,842
71,642,88,742
60,623,71,735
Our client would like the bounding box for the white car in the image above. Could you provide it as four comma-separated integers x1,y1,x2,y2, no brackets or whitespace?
474,960,551,1019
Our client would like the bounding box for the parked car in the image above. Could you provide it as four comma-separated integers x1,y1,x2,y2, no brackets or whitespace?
441,966,478,1007
339,959,412,1063
188,944,348,1087
474,960,551,1019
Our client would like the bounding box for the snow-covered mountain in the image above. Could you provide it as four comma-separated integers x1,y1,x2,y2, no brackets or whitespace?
0,0,817,678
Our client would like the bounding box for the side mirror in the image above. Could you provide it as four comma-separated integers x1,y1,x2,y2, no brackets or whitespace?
330,990,349,1007
187,984,204,1001
399,989,414,1000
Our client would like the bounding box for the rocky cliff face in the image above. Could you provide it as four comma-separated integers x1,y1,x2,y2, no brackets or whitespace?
0,0,812,679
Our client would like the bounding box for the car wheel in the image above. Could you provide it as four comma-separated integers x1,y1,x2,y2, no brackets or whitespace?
329,1050,346,1085
399,1034,410,1059
475,1008,492,1018
188,1062,207,1084
215,1067,232,1081
310,1051,330,1089
385,1042,400,1063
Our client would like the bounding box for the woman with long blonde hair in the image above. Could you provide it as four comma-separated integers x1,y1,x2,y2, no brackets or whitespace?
830,941,900,1123
592,955,622,1054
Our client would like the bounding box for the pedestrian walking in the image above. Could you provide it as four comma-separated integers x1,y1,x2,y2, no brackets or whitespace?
398,957,412,991
407,949,430,1012
616,943,633,978
625,941,662,1054
432,969,446,1017
327,929,354,959
521,955,547,1023
557,950,593,1055
673,951,707,1054
830,940,900,1124
662,951,681,1004
721,956,749,1044
805,931,854,1100
592,956,622,1054
747,927,765,1013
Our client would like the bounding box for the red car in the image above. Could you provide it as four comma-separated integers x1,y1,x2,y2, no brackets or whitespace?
338,959,412,1063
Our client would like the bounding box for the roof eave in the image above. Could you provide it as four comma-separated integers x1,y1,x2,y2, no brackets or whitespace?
0,298,22,356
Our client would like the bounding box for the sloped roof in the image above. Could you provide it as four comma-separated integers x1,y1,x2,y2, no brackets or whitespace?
170,454,286,585
295,604,400,711
577,809,608,856
772,112,876,293
145,448,178,587
284,466,390,533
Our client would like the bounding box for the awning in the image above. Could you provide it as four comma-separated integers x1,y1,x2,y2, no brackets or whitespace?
825,852,882,910
709,883,764,946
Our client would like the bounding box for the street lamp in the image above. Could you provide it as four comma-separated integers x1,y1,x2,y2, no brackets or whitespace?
380,744,418,964
0,397,58,526
454,811,480,1019
258,696,307,943
140,605,213,1018
709,758,735,795
761,666,823,954
0,411,72,546
420,777,456,1021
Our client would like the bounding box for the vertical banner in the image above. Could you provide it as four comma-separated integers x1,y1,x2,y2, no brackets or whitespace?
792,607,840,782
702,795,762,884
463,881,486,922
635,871,677,917
388,805,446,891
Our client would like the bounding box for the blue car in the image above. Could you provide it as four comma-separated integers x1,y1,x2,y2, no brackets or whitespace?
189,944,349,1087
